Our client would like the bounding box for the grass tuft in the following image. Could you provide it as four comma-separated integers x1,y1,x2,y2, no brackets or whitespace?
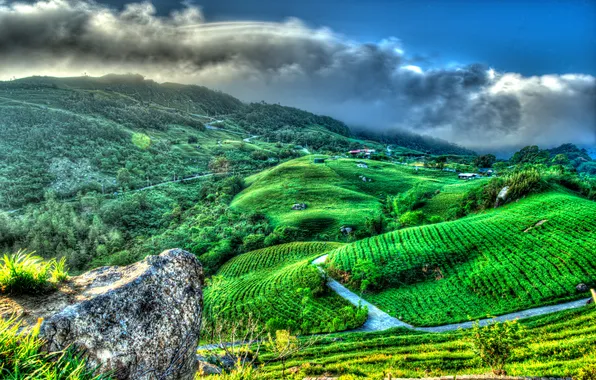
0,317,108,379
0,250,69,295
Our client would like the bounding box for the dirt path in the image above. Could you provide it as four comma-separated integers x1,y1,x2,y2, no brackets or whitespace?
313,254,590,333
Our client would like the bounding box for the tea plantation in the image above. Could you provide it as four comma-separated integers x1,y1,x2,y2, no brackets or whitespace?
257,304,596,379
204,242,367,335
325,191,596,326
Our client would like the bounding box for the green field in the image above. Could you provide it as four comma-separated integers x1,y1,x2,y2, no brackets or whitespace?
255,304,596,379
231,156,464,238
326,192,596,326
204,242,367,335
420,179,486,219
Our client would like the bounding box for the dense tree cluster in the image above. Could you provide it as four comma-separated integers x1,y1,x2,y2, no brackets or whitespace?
356,128,477,156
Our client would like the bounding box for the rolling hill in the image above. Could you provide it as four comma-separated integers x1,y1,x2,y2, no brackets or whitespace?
203,242,367,335
0,74,476,209
325,191,596,326
231,156,480,239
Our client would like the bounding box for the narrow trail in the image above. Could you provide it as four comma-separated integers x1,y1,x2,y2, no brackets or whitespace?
313,254,591,333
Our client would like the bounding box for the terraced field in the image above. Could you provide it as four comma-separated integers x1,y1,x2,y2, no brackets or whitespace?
326,192,596,326
231,156,462,238
257,304,596,379
204,242,367,334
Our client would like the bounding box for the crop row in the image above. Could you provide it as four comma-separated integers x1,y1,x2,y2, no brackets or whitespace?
205,242,364,334
256,305,596,379
218,241,342,278
327,192,596,326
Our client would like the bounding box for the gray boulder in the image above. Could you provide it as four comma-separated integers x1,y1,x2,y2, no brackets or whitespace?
39,249,204,380
576,283,588,292
495,186,510,208
292,203,307,210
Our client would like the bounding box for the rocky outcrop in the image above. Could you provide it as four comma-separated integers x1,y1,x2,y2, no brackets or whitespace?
292,203,307,210
494,186,509,208
36,249,204,380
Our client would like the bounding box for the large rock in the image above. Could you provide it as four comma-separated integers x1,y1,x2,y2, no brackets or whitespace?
36,249,204,380
495,186,510,208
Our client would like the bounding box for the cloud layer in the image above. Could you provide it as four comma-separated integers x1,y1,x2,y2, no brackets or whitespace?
1,0,594,152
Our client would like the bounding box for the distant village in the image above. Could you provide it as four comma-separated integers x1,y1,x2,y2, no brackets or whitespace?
312,146,496,180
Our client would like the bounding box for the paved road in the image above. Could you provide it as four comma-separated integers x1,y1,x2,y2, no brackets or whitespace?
243,135,259,142
313,254,591,333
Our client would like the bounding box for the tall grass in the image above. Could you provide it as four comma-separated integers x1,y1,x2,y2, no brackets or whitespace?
505,167,546,200
0,317,107,379
0,250,69,295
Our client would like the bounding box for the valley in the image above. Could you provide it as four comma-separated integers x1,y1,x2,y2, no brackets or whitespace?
0,76,595,380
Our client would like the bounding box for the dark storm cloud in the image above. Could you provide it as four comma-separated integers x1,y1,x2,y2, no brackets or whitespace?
0,0,594,151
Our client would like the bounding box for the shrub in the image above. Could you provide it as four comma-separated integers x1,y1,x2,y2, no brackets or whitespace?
428,215,444,224
469,319,525,376
398,211,425,227
205,365,260,380
0,250,69,295
131,132,151,150
576,364,596,380
350,260,383,293
242,234,266,252
505,167,546,200
0,317,106,379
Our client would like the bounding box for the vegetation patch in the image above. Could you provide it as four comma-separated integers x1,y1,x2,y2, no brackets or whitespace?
232,156,463,239
204,242,367,337
326,192,596,326
0,317,105,379
256,305,596,379
0,251,68,295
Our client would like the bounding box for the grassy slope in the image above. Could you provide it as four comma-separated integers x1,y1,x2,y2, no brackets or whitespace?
327,191,596,326
204,242,365,334
231,156,464,238
419,179,486,219
257,304,596,379
0,80,282,207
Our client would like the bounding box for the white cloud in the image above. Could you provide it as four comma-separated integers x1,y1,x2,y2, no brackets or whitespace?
0,0,594,152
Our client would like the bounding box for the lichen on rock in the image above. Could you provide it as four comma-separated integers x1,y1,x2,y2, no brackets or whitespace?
36,249,204,380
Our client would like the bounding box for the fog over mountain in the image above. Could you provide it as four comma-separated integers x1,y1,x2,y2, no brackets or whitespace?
1,0,594,152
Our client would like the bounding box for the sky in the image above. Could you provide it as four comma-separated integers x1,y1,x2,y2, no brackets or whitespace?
100,0,596,76
0,0,595,152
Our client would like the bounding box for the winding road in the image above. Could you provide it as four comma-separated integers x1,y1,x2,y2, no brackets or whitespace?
313,254,591,333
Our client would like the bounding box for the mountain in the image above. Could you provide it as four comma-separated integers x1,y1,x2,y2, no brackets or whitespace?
0,75,473,208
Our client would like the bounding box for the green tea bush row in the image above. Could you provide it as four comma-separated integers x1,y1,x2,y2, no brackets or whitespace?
326,192,596,326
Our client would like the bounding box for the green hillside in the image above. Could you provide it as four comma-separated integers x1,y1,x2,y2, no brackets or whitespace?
204,242,367,335
0,77,280,208
231,156,469,239
256,305,596,379
325,191,596,326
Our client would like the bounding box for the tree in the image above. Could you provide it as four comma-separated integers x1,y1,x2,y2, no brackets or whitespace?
551,153,569,166
116,168,132,190
511,146,549,165
351,260,382,293
436,155,448,170
399,210,425,227
469,319,525,375
265,330,299,378
209,156,230,174
474,154,496,168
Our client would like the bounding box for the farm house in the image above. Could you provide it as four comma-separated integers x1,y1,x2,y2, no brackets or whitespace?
458,173,481,180
348,149,376,158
